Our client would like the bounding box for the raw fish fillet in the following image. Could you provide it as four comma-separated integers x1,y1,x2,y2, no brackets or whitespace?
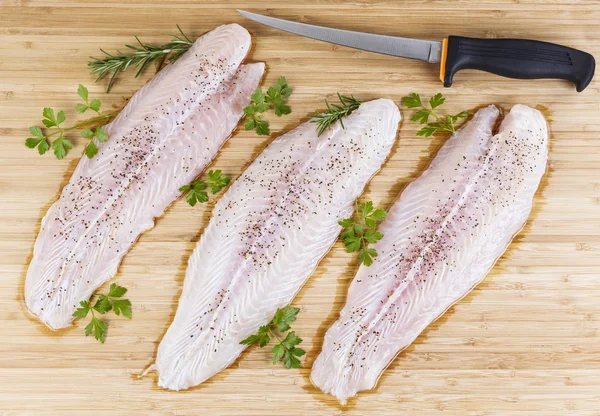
155,99,401,390
311,104,549,404
25,24,263,329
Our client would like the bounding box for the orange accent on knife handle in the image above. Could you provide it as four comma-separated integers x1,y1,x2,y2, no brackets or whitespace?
439,38,448,83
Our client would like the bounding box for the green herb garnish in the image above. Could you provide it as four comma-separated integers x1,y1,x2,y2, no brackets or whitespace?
339,201,387,266
240,306,305,369
179,169,230,207
25,84,117,159
309,93,361,136
75,84,110,159
265,76,293,116
243,88,270,136
401,92,470,137
72,283,132,343
243,77,293,136
88,25,193,92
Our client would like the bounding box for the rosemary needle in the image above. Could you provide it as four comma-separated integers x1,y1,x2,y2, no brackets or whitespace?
88,25,194,92
309,93,361,136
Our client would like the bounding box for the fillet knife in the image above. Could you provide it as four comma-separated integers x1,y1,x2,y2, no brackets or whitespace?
238,10,595,92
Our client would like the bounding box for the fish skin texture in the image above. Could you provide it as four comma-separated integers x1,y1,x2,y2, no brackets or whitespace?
25,24,262,330
155,99,401,391
311,104,549,404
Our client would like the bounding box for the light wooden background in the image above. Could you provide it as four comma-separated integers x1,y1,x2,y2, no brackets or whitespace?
1,1,599,415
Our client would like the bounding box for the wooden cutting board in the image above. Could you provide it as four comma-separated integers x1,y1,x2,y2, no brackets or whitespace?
1,1,599,414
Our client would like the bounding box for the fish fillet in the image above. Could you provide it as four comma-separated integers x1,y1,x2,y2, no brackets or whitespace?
25,24,263,329
155,99,401,390
311,104,549,404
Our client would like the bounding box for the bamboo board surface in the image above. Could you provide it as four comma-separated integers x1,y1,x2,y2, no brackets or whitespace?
1,1,600,415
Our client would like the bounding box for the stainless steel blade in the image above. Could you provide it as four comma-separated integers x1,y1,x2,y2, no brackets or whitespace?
238,10,442,63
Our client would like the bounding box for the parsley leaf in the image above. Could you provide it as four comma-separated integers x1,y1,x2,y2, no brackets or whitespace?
402,92,471,137
283,349,303,369
72,301,91,319
95,127,108,142
240,325,271,347
51,136,73,160
244,117,256,130
339,201,387,266
72,282,132,343
401,92,422,108
280,331,305,369
25,126,50,155
82,126,109,159
273,306,299,332
281,331,302,349
86,316,108,343
89,99,102,113
182,181,206,206
416,126,438,138
80,128,94,138
250,89,269,111
84,140,98,159
180,170,230,207
76,84,103,115
93,294,112,314
42,108,63,128
411,110,431,124
206,169,231,194
272,343,285,364
240,305,305,369
358,247,378,267
77,84,89,102
112,299,132,318
429,92,445,109
254,118,270,136
108,282,127,298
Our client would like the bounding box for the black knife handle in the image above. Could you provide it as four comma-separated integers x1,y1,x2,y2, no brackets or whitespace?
442,36,595,92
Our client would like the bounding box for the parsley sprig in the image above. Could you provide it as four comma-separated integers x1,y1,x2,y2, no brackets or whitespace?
243,77,293,136
179,169,230,206
25,84,118,159
72,283,132,343
88,25,193,92
240,306,306,369
401,92,470,137
339,201,387,266
309,93,361,136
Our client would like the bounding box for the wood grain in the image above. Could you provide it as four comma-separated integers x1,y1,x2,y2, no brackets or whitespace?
1,1,599,415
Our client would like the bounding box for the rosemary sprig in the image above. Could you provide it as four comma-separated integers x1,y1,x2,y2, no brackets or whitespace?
309,93,361,136
88,25,193,92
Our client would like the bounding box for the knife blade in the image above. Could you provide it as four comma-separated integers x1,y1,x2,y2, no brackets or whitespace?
238,10,595,92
